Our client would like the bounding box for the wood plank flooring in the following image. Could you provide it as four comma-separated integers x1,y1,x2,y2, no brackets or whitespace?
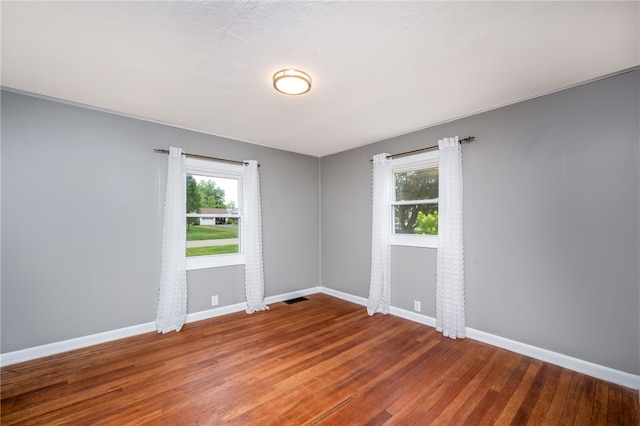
2,293,638,425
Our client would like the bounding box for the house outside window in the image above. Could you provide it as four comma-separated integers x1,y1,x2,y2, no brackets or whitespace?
390,150,439,248
185,158,245,270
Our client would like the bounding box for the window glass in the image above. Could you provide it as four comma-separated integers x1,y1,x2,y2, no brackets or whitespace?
393,166,439,235
394,168,438,201
186,174,240,257
184,161,244,270
390,150,439,248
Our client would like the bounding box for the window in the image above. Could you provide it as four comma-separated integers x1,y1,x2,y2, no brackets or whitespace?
390,150,439,248
185,158,244,270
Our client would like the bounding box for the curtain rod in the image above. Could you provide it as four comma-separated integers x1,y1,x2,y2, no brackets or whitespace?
154,149,257,166
370,136,475,162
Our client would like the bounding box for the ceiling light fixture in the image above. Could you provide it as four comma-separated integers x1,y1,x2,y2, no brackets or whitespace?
273,69,311,95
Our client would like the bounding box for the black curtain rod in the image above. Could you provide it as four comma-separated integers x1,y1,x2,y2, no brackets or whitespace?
154,149,257,166
370,136,475,162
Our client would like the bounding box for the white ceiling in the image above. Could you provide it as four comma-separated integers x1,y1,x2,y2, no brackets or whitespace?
2,1,638,157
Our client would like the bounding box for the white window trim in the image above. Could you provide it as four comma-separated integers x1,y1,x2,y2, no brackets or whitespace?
390,150,439,249
185,158,245,270
187,252,245,270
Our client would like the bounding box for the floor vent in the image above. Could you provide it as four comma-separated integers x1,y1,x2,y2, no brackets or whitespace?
282,297,309,305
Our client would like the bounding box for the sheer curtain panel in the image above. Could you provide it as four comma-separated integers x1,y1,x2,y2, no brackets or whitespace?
436,136,466,339
243,160,268,313
367,153,393,315
156,147,188,333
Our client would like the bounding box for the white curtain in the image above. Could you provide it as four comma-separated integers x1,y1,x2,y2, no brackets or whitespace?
436,136,466,339
367,153,393,315
243,160,268,313
156,147,188,333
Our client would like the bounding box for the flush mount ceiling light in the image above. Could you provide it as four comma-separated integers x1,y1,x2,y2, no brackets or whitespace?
273,69,312,95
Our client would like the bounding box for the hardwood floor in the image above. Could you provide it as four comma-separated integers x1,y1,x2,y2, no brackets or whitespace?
2,293,638,425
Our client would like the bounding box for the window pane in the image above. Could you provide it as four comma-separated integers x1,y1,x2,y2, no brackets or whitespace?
186,218,240,257
186,173,240,258
394,167,438,202
186,174,239,213
394,204,438,235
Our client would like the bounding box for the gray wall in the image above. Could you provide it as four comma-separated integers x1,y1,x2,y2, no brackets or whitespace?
1,90,320,352
2,71,638,376
321,70,640,375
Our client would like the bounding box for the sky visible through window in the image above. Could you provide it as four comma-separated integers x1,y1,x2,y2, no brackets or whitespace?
194,176,238,206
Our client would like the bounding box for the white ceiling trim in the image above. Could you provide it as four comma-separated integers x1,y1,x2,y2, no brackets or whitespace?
3,66,637,157
2,1,638,156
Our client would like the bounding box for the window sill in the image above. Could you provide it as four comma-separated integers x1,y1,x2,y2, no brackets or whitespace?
186,254,245,270
390,234,437,249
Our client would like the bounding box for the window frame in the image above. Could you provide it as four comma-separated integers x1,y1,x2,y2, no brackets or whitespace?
185,158,245,270
390,150,439,249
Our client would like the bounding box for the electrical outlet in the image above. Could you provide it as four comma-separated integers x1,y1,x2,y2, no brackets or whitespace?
211,295,219,306
414,300,421,312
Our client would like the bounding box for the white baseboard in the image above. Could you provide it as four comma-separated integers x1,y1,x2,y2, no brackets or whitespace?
265,286,323,305
0,287,324,367
0,322,157,367
3,286,639,391
320,287,367,306
465,328,640,391
186,286,323,323
318,287,640,390
390,305,437,328
185,302,247,323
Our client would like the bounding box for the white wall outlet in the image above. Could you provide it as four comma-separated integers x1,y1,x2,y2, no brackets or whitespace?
414,300,421,312
211,295,219,306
